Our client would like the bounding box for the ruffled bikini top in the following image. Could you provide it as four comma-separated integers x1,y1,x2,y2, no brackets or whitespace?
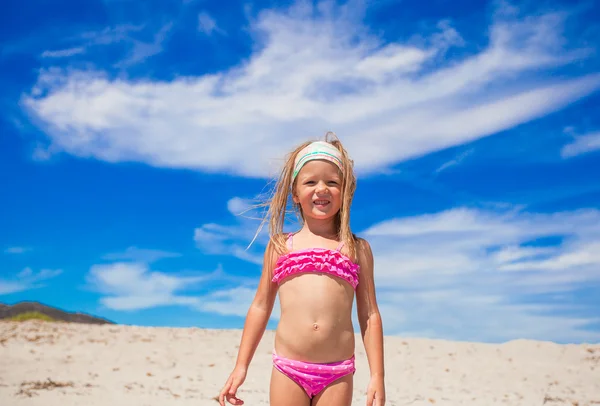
271,233,360,290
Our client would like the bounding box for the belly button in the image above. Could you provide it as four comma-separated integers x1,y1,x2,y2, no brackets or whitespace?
313,323,319,331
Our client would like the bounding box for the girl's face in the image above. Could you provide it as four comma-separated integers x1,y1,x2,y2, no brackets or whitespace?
292,160,343,222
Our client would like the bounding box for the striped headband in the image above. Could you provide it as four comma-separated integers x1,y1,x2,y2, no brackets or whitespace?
292,141,344,181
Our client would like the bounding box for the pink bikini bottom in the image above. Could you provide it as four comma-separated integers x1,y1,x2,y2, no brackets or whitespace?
272,350,356,399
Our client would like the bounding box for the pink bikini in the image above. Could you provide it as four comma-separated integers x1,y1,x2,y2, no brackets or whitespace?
270,233,360,398
272,233,360,289
272,351,356,398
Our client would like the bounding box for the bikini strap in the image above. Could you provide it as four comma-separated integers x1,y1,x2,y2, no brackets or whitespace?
286,233,294,250
336,240,345,251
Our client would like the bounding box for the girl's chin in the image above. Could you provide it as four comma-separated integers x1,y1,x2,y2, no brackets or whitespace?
308,207,338,219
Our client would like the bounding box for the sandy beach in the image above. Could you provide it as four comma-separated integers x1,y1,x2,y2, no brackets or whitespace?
0,320,598,406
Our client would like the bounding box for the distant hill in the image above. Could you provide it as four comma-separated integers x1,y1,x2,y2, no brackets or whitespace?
0,301,115,324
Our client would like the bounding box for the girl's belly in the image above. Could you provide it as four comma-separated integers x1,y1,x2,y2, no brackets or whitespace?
274,273,356,363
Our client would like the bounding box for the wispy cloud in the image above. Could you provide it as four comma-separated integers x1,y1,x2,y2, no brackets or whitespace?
198,11,225,35
77,24,145,46
0,267,62,295
22,2,599,178
194,223,265,265
41,47,85,58
36,23,170,68
4,246,30,254
362,207,600,343
561,130,600,158
86,260,258,311
102,246,181,263
227,197,255,216
193,196,269,264
0,282,25,296
198,286,280,319
434,148,474,173
117,22,173,67
87,262,210,310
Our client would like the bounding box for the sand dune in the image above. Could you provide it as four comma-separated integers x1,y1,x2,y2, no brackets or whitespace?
1,320,598,405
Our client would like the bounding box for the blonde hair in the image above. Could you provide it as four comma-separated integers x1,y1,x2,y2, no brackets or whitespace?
254,132,358,261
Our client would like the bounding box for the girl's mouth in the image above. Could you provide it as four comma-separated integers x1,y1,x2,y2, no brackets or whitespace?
313,199,330,206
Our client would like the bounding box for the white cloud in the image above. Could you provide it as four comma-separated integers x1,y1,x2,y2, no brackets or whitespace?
48,23,171,68
0,281,27,295
194,223,265,264
78,24,145,46
561,131,600,158
377,289,599,343
41,47,85,58
87,261,261,312
227,197,255,216
197,286,281,319
117,23,173,67
21,2,599,178
87,262,211,310
0,267,62,295
198,11,225,35
193,195,274,264
102,246,181,263
4,246,30,254
362,207,600,343
429,20,466,51
434,148,474,173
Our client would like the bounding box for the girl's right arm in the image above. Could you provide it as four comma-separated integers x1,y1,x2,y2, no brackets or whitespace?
233,240,279,369
219,240,279,406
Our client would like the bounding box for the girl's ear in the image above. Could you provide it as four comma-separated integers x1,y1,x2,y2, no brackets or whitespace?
291,182,299,203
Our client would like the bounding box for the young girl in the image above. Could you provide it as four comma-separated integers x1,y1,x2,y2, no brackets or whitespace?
218,133,386,406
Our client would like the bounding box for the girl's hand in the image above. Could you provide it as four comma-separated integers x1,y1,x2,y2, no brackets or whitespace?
218,366,247,406
366,375,386,406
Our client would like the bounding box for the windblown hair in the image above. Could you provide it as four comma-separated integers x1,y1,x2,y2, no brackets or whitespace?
255,132,358,261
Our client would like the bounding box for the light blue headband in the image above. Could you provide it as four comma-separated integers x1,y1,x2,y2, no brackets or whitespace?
292,141,344,181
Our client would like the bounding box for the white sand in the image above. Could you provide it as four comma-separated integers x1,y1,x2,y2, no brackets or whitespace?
0,320,599,405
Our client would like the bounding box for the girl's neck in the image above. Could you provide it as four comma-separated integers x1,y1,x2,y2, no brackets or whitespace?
299,217,338,239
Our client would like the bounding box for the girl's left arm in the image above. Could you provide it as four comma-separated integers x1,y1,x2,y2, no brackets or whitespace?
355,238,386,406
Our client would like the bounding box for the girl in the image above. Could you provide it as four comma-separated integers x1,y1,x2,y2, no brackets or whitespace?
218,133,385,406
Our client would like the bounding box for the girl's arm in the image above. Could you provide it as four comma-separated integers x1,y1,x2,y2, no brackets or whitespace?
219,241,279,405
233,240,279,370
355,238,386,405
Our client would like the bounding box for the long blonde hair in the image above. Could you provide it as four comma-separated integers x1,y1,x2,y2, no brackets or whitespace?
254,132,358,261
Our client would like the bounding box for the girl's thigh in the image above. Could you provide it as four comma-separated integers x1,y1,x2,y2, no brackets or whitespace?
270,367,311,406
311,374,353,406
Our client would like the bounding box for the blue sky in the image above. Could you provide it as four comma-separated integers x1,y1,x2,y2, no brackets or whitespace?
1,0,600,344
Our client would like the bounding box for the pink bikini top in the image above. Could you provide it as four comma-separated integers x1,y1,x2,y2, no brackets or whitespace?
272,233,360,290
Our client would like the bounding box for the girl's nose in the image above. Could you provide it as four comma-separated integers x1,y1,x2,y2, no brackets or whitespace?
316,181,329,193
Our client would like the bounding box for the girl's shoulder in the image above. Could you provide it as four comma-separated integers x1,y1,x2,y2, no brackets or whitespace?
352,233,369,244
265,232,292,257
351,234,373,264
